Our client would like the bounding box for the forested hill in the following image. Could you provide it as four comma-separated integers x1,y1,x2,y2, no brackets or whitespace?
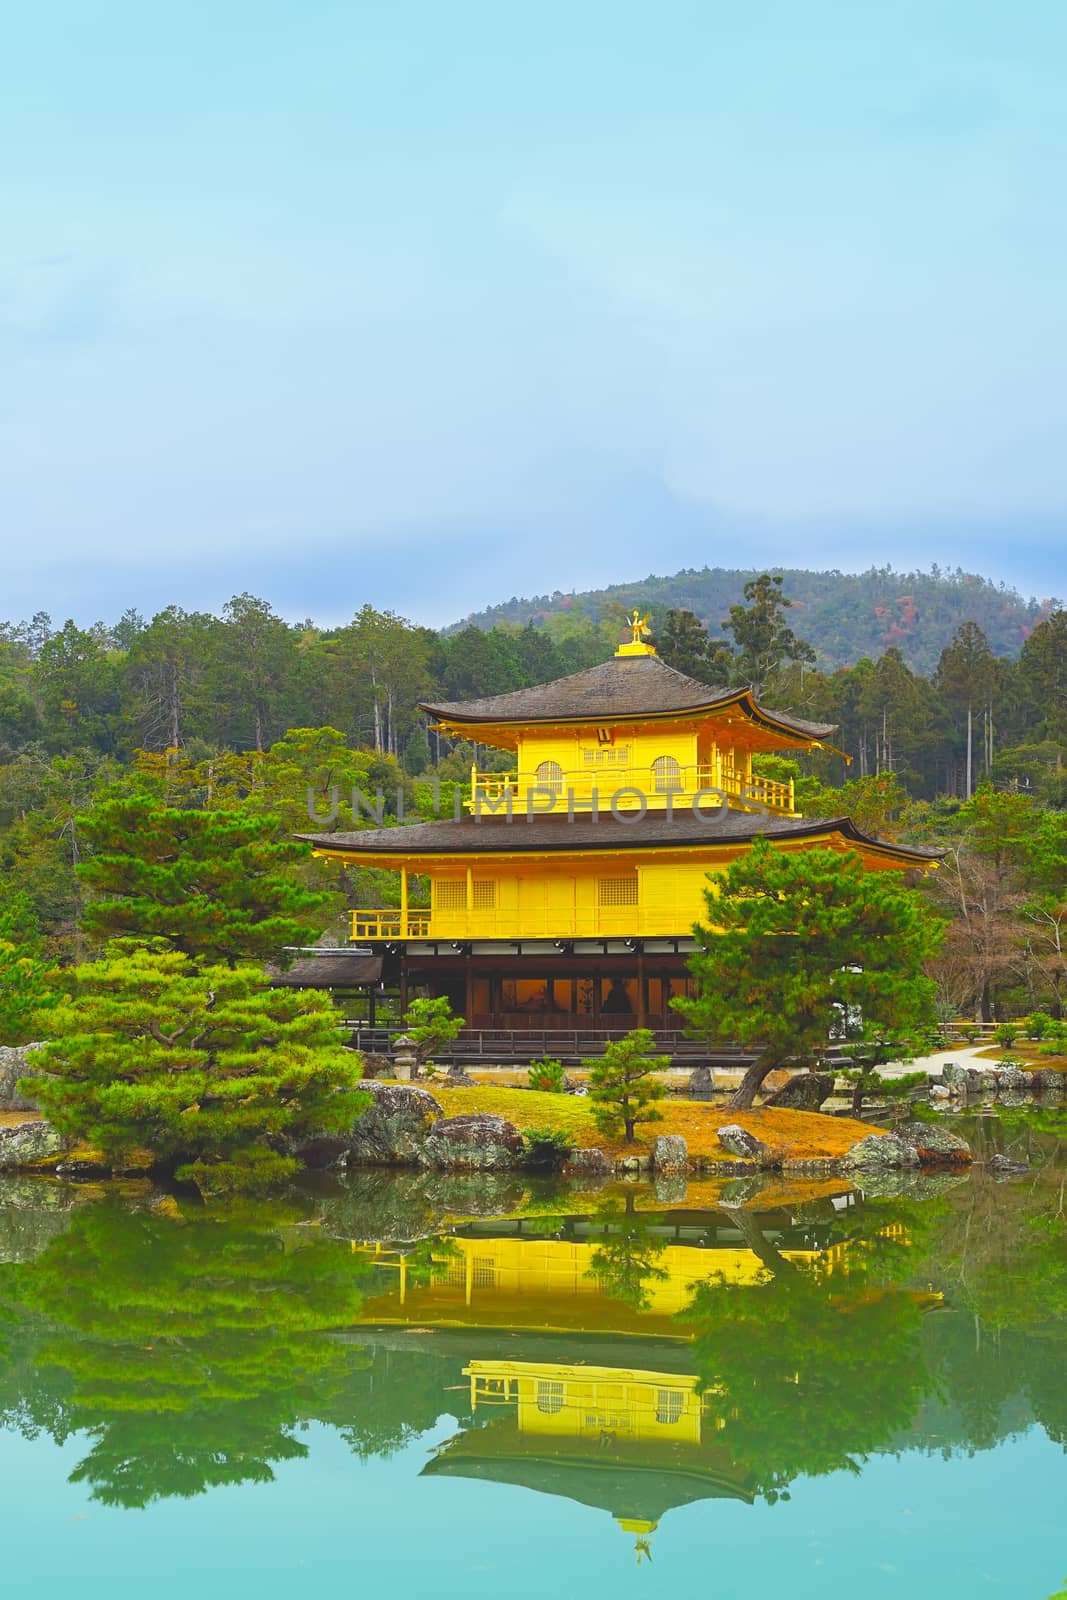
457,565,1056,675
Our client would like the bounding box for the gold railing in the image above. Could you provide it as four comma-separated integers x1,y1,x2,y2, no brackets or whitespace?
470,764,795,816
350,908,431,941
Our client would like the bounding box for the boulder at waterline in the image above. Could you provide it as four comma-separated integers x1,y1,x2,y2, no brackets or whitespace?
346,1081,444,1166
0,1119,65,1170
652,1134,688,1173
843,1120,971,1172
420,1113,523,1171
561,1147,612,1179
717,1123,773,1162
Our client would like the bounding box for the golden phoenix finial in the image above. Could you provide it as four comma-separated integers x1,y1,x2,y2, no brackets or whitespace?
629,609,651,644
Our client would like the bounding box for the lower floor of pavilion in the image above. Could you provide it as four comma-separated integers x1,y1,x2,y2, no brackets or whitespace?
380,937,699,1033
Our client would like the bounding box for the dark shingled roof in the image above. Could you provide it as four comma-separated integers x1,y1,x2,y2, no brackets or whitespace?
269,953,383,987
421,654,837,739
299,811,942,864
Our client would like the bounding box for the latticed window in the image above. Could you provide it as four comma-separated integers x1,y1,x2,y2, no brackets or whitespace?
656,1389,684,1425
472,880,497,910
537,1380,565,1414
652,754,683,792
472,1256,495,1288
582,746,630,766
434,879,467,910
534,760,564,794
598,875,639,907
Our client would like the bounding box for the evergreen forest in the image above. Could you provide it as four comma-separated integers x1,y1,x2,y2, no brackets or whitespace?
0,570,1064,1024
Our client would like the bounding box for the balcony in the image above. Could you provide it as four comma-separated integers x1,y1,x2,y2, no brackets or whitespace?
469,763,795,817
350,908,431,941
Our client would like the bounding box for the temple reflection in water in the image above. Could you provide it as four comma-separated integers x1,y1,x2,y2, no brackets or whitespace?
345,1200,929,1554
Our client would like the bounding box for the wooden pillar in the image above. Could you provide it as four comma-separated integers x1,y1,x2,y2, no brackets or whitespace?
400,868,408,936
368,986,377,1029
398,947,409,1015
465,1251,474,1307
464,949,474,1024
637,946,646,1028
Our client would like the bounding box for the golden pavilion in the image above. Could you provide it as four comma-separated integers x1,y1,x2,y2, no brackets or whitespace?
302,613,938,1033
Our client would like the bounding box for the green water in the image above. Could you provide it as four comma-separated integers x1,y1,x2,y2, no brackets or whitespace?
0,1121,1064,1598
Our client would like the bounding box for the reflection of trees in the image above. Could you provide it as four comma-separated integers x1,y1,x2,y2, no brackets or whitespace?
917,1138,1067,1450
682,1204,935,1502
585,1194,668,1311
11,1202,372,1508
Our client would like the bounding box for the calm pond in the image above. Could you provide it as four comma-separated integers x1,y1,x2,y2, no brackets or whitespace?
0,1113,1064,1599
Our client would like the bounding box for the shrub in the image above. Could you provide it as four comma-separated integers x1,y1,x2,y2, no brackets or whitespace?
993,1023,1019,1049
401,996,465,1063
1026,1013,1054,1041
583,1029,668,1144
31,948,367,1196
523,1126,572,1169
958,1023,981,1044
527,1058,565,1093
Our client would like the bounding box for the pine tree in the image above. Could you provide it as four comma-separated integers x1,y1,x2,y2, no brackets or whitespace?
76,788,330,965
935,621,996,799
583,1028,668,1143
0,893,56,1045
724,574,815,694
675,837,943,1110
31,949,367,1195
656,609,733,682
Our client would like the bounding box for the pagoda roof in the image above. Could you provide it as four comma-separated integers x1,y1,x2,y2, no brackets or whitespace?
422,1417,755,1520
268,952,382,988
422,654,836,739
299,810,943,867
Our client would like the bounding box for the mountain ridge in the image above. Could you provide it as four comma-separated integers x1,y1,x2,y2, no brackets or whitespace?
453,564,1060,674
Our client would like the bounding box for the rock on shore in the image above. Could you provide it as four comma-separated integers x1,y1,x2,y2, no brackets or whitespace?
843,1120,972,1172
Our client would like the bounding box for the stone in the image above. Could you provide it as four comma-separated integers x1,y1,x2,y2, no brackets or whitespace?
1030,1070,1067,1094
688,1066,714,1098
652,1134,688,1173
942,1062,980,1089
0,1044,45,1112
346,1080,443,1166
988,1153,1030,1175
842,1130,919,1172
420,1113,524,1172
0,1119,65,1170
992,1064,1031,1091
359,1053,393,1080
928,1084,952,1100
445,1064,475,1086
53,1155,113,1179
844,1120,972,1172
717,1123,772,1162
561,1147,612,1178
762,1071,835,1111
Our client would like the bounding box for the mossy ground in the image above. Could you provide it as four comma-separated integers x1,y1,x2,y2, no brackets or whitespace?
430,1085,884,1162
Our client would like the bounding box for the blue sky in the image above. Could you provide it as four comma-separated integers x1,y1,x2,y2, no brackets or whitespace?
1,0,1064,627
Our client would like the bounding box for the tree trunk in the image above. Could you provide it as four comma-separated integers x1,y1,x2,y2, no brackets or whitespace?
729,1210,800,1277
624,1117,636,1142
965,702,973,800
728,1057,779,1111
